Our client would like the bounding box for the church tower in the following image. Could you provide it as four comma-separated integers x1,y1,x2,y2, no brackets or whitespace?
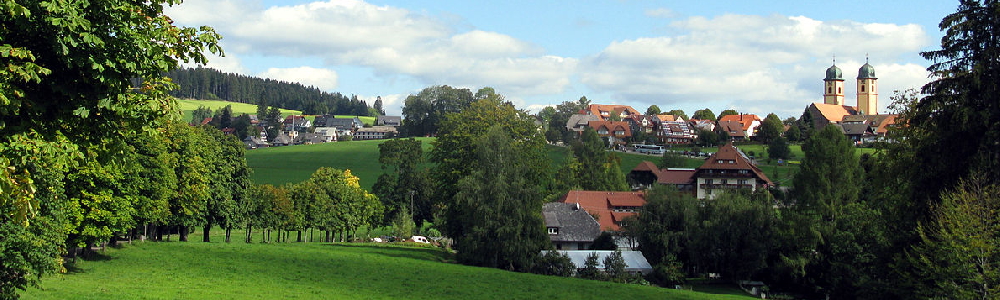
823,60,845,105
857,58,878,115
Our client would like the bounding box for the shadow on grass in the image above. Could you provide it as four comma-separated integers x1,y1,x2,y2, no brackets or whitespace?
326,243,453,263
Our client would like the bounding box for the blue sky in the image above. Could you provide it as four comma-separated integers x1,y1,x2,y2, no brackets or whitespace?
166,0,957,118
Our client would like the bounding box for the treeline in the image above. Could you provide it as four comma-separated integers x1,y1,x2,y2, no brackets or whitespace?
165,67,382,116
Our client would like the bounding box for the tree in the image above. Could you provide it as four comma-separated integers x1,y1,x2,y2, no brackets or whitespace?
577,252,605,280
658,151,687,169
794,125,861,216
665,109,688,120
572,128,628,191
688,192,778,281
544,97,590,143
373,96,385,116
785,125,802,142
757,113,784,144
450,126,549,271
603,250,630,283
399,85,475,137
908,176,1000,300
645,105,662,116
591,232,618,250
626,186,696,268
372,138,432,225
696,129,720,147
692,108,716,121
191,105,213,125
718,109,739,119
767,137,791,162
531,251,575,277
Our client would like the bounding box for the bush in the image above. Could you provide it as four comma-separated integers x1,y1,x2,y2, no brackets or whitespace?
590,232,617,250
647,255,686,287
531,251,575,277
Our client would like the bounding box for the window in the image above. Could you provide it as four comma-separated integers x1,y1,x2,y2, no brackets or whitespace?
861,84,866,92
547,227,558,234
827,87,832,94
838,87,842,93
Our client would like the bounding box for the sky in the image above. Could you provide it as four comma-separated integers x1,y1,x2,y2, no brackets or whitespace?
164,0,957,119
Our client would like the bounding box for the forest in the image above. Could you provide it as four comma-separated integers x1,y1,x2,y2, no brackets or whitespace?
165,67,383,116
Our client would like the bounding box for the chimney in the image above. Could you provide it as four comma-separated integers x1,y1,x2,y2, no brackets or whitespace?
574,203,580,210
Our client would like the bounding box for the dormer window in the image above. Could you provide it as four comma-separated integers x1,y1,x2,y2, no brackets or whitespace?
547,227,558,234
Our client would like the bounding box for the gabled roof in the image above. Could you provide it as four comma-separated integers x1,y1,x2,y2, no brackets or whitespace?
566,114,602,132
841,114,897,134
631,161,661,176
810,103,859,123
542,202,601,243
656,115,685,122
698,143,773,185
587,121,632,137
657,169,696,185
719,114,760,131
580,104,642,120
376,115,402,126
559,190,645,231
839,123,874,136
717,120,746,137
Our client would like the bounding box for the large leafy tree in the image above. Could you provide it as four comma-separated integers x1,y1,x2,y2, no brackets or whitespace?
544,96,590,143
645,105,662,116
399,85,475,137
372,138,432,224
757,113,784,144
692,108,716,121
0,1,219,297
451,126,549,271
572,127,628,191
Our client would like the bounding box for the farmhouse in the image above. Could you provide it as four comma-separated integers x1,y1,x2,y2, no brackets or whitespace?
693,143,773,200
354,126,398,140
559,190,645,231
542,202,601,250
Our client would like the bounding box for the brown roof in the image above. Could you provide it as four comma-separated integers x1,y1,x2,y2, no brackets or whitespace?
717,120,746,137
587,121,632,137
657,169,696,185
842,114,897,134
811,103,858,123
656,115,683,122
718,114,760,131
559,190,646,231
698,143,773,185
610,212,638,224
580,104,641,120
632,161,661,175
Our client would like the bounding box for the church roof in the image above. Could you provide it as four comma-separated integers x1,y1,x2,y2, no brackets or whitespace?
825,64,844,80
858,63,877,79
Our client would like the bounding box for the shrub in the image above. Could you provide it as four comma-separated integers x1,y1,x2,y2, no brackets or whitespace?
531,251,575,277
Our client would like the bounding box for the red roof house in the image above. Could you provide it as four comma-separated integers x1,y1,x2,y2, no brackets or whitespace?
559,190,646,231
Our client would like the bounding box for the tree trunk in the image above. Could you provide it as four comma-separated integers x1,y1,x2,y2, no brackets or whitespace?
297,230,302,242
225,228,231,243
180,226,189,242
203,223,212,242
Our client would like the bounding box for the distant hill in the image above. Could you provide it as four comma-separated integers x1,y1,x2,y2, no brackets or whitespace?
177,99,302,123
166,67,378,116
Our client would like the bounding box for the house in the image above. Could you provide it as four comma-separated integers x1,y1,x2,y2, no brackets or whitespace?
716,120,748,141
376,115,402,127
586,121,632,146
579,104,642,121
559,190,646,231
806,103,859,130
693,142,773,200
271,133,293,147
294,132,330,145
354,126,398,140
689,119,716,132
543,202,601,250
551,250,653,275
565,114,601,135
627,161,696,191
842,114,897,137
836,123,876,143
718,114,762,138
313,127,342,142
282,115,312,132
657,115,695,144
323,117,363,132
243,136,269,150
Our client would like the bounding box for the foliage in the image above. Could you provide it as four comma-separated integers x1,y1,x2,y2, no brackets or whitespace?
577,252,605,280
532,251,576,277
399,85,475,137
696,129,722,147
646,105,662,116
784,125,801,142
372,138,433,224
688,192,778,281
572,127,628,191
166,67,374,116
658,151,688,169
544,96,591,143
692,108,716,121
793,125,861,216
626,186,696,267
391,208,416,239
591,232,618,250
908,177,1000,300
767,137,791,161
604,250,631,283
757,113,784,144
450,126,549,271
649,255,687,286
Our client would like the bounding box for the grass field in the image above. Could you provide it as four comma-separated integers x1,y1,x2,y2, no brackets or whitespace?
21,240,755,300
176,99,377,126
246,138,435,191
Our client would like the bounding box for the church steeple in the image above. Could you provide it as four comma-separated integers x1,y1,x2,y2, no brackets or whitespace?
823,56,845,105
857,55,878,115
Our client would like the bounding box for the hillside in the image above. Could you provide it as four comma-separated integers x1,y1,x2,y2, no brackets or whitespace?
245,138,687,191
21,241,754,299
178,99,376,126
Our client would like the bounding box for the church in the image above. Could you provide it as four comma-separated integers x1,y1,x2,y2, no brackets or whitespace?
806,58,897,143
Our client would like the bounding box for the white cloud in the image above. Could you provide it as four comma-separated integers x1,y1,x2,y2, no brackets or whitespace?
645,8,678,18
580,14,932,117
257,67,339,91
167,0,575,96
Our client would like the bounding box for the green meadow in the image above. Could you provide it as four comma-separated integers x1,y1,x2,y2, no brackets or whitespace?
176,99,377,126
21,240,755,300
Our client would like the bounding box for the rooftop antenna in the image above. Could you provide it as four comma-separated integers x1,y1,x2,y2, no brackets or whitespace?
866,53,869,63
833,54,836,65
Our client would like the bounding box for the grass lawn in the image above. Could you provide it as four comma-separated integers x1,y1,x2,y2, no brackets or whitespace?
22,241,756,300
176,99,376,126
177,99,302,123
246,138,434,191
